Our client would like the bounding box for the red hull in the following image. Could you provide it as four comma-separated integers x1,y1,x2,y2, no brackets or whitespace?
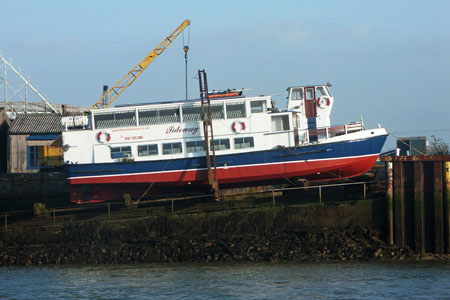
70,154,379,203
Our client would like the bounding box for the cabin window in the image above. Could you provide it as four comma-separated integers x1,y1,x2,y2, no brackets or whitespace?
139,107,180,125
316,86,328,97
186,140,205,153
234,137,254,149
250,100,266,114
226,102,246,119
271,115,290,132
138,144,158,157
94,110,136,129
110,146,132,159
211,138,230,151
162,142,182,155
182,106,202,122
291,88,303,100
210,104,225,119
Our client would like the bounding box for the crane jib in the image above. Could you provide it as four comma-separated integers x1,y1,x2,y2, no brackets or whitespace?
87,19,191,113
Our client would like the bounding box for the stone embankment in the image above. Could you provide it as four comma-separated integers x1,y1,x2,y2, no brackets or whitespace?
0,206,425,266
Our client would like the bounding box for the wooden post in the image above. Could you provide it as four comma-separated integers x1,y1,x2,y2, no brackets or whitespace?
394,161,406,246
434,162,444,254
171,199,174,215
4,213,7,231
53,208,56,226
108,203,111,220
414,161,425,255
386,162,394,245
445,161,450,254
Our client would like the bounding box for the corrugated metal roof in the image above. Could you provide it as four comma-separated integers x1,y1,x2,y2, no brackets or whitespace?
9,113,63,134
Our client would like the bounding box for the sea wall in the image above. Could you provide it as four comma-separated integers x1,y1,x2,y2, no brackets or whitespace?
0,202,419,266
0,172,69,210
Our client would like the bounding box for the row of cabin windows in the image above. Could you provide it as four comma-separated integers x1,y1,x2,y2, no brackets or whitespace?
95,100,267,129
109,137,255,159
290,86,330,101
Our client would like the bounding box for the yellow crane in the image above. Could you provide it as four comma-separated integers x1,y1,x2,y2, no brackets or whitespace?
87,19,191,113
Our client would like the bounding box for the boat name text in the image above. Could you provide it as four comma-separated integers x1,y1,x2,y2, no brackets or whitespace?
165,126,199,135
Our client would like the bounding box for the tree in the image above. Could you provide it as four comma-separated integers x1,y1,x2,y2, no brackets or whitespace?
428,135,450,155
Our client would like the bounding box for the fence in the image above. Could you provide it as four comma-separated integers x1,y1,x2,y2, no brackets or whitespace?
2,180,374,231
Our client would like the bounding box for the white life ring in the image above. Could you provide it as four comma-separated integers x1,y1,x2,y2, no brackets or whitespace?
97,131,111,143
317,97,330,108
232,121,246,133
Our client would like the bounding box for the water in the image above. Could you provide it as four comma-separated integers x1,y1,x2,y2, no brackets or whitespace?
1,261,450,299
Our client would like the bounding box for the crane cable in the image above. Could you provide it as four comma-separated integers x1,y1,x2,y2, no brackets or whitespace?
183,25,190,101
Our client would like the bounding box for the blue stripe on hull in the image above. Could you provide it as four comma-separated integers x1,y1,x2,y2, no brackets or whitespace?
66,134,387,180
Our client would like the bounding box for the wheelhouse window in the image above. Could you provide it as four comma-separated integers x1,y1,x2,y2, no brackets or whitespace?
186,140,205,153
305,88,315,101
139,107,180,125
291,88,303,100
234,137,254,149
250,100,266,114
110,146,132,159
271,115,290,132
138,144,158,157
211,138,230,151
316,86,328,97
162,142,182,155
94,110,136,129
226,102,246,119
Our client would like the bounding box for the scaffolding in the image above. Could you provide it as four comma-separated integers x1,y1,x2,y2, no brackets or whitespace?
0,51,58,116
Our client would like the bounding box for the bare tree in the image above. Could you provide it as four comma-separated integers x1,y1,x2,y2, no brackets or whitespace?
428,135,450,155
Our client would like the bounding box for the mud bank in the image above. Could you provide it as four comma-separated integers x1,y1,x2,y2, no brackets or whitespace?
1,205,441,266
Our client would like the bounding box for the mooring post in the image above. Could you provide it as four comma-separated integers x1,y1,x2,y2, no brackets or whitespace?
4,212,7,231
363,183,366,200
394,161,406,246
386,162,394,245
319,186,322,203
434,162,444,254
108,203,111,220
53,208,56,226
171,199,174,215
445,161,450,254
272,190,276,207
414,161,425,255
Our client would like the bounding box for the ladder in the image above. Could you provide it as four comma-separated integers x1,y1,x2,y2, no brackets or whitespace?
198,69,220,200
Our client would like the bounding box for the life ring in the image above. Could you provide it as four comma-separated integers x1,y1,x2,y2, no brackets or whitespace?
317,97,330,108
232,121,246,133
97,131,111,143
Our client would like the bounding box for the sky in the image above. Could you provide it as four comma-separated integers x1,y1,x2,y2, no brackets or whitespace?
1,0,450,150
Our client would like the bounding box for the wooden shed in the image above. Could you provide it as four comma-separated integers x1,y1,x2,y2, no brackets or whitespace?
7,113,64,173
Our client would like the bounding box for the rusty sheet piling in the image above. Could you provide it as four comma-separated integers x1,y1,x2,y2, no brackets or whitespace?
445,161,450,253
386,162,394,244
381,155,450,254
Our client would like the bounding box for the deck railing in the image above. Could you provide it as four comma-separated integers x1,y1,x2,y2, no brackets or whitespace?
307,121,365,143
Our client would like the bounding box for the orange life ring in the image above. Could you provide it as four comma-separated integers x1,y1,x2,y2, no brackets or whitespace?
317,97,330,108
232,121,246,133
97,131,111,143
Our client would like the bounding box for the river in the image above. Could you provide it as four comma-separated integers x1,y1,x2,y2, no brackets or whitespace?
1,261,449,299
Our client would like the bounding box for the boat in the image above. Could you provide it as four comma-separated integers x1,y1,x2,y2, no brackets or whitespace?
61,83,388,204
